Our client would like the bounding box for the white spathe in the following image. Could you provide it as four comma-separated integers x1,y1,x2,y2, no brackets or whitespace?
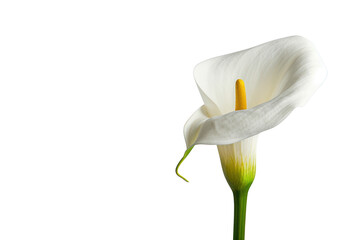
184,36,327,148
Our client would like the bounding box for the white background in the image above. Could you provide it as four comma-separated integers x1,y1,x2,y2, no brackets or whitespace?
0,0,359,239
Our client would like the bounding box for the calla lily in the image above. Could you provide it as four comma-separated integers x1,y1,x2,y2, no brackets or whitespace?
176,36,326,240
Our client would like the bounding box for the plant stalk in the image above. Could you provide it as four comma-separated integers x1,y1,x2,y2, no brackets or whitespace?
232,189,249,240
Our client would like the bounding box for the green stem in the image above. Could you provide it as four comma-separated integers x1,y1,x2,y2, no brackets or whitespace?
232,190,249,240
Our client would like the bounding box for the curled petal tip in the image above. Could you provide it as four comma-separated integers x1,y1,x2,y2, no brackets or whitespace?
175,146,194,183
176,171,189,182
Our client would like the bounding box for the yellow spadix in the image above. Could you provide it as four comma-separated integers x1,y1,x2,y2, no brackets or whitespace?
235,79,247,111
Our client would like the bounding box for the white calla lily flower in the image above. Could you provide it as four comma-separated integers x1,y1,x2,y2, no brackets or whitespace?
177,36,326,184
176,36,326,240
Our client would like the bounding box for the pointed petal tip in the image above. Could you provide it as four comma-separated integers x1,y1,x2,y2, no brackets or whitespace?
176,171,189,182
175,146,194,183
175,164,189,182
